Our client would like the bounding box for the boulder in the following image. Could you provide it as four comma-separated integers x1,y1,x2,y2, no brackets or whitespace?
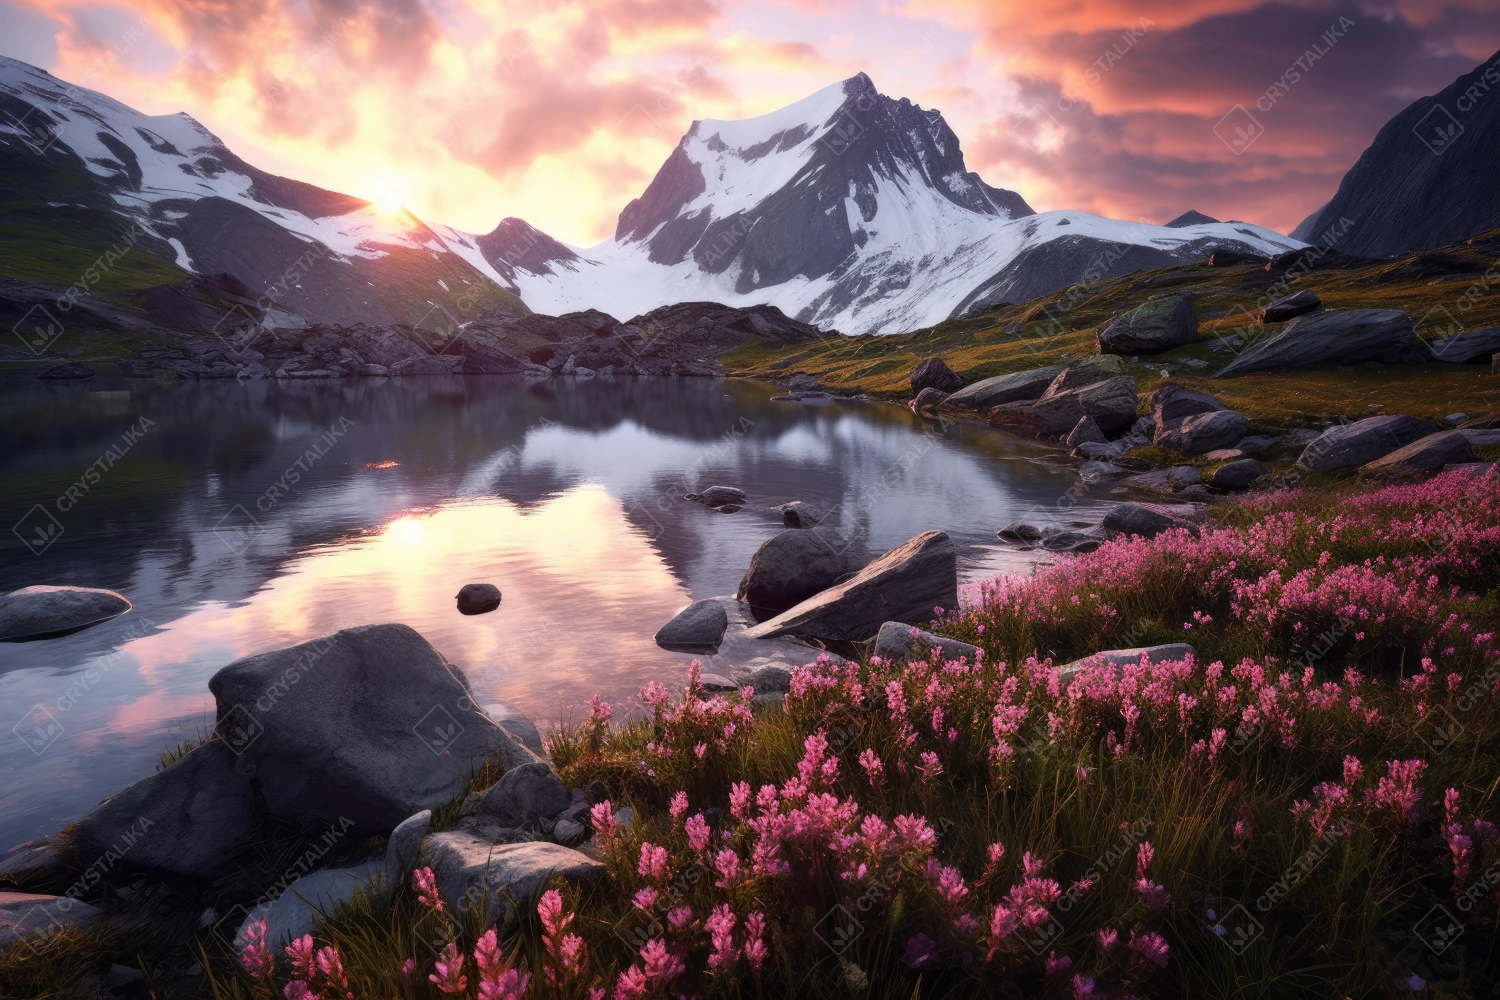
688,486,747,507
1040,529,1106,553
873,622,980,665
481,704,543,753
736,526,867,622
1215,309,1415,377
911,357,963,394
0,892,102,951
1045,356,1131,395
910,387,949,411
552,818,589,847
1028,375,1139,437
1066,416,1107,448
390,355,464,376
1155,409,1250,455
1295,415,1438,472
234,861,383,949
654,599,730,651
1360,431,1474,477
0,837,64,885
738,664,793,693
1262,289,1321,323
746,531,957,642
1149,385,1225,430
422,834,604,927
1208,459,1267,490
779,501,822,528
456,583,502,615
74,740,255,878
384,810,433,884
478,762,569,830
1431,326,1500,363
996,522,1043,542
1096,296,1197,355
207,623,538,832
0,586,132,642
1102,503,1189,538
1058,643,1196,684
943,366,1063,409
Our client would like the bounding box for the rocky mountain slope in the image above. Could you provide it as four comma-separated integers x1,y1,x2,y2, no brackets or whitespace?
1292,48,1500,256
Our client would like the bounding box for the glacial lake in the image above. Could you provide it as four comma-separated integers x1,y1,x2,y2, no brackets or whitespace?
0,373,1107,849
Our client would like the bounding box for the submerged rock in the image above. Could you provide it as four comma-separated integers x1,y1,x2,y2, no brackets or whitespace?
456,583,502,615
688,486,747,507
655,598,731,651
0,586,132,642
779,501,823,528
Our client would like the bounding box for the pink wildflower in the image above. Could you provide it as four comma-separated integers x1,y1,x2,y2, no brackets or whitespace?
430,941,469,994
1128,929,1170,967
414,866,444,913
240,920,273,980
685,813,712,853
590,800,617,842
669,791,689,825
475,928,531,1000
858,748,885,787
705,904,739,975
638,842,669,881
285,935,317,980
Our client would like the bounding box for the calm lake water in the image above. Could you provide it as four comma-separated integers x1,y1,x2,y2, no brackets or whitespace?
0,374,1104,849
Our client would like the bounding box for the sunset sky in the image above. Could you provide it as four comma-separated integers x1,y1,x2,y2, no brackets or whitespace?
1,0,1495,245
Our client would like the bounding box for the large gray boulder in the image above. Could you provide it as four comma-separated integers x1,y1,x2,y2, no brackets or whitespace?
1149,384,1225,429
654,599,730,651
1096,296,1197,355
1431,326,1500,363
384,810,433,884
1102,503,1189,539
1208,458,1267,490
746,531,957,642
943,365,1063,409
1155,409,1250,455
0,892,102,951
1360,431,1473,477
737,526,867,622
74,740,256,878
1045,355,1131,395
207,624,538,832
422,834,604,927
478,762,569,830
1215,309,1415,377
1028,375,1139,437
910,357,963,394
1261,289,1321,323
1296,415,1439,472
873,621,980,665
233,861,382,949
0,586,132,642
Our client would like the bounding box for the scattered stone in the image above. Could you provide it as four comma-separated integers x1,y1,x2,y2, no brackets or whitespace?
234,861,382,949
74,740,255,879
1360,431,1474,478
1170,466,1203,485
421,835,605,928
1066,415,1107,448
37,364,95,381
1150,384,1225,434
736,526,867,622
1262,289,1321,323
944,366,1063,409
384,810,433,884
1097,296,1197,355
1074,440,1129,460
740,664,793,694
207,623,538,832
1236,435,1279,453
1102,503,1188,538
1296,415,1439,472
455,583,502,615
1058,643,1196,684
479,762,570,830
1028,375,1139,437
996,522,1043,542
1202,448,1244,461
1215,309,1415,377
1208,458,1267,490
552,819,589,847
688,486,747,507
655,599,731,651
1430,326,1500,363
746,531,957,642
1041,529,1106,553
910,387,949,412
1155,409,1250,455
873,622,980,664
910,357,963,394
779,501,822,528
0,585,132,642
0,892,102,950
1463,429,1500,446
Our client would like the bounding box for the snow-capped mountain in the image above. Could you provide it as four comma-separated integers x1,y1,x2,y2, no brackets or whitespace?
503,74,1304,334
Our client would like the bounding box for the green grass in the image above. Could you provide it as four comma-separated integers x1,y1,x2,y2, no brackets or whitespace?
0,204,189,291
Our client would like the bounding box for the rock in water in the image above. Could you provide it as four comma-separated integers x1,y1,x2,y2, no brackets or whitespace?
0,892,102,950
943,366,1063,409
207,623,538,831
779,501,822,528
1360,431,1473,477
655,599,730,651
422,835,604,928
37,364,95,381
1262,289,1321,323
1097,296,1197,355
1066,416,1107,448
745,530,957,642
1208,458,1267,490
996,522,1043,542
456,583,502,615
910,357,963,394
688,486,747,506
1155,409,1250,455
873,622,980,664
1296,415,1438,472
1215,309,1415,377
0,586,132,642
1102,503,1188,538
1027,376,1139,437
74,741,256,878
910,386,949,411
737,526,867,622
478,762,569,830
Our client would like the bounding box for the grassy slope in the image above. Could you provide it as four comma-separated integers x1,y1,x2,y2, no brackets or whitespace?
722,234,1500,427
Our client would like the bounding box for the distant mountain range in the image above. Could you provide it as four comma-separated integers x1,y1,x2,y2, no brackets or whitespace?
1,51,1496,345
